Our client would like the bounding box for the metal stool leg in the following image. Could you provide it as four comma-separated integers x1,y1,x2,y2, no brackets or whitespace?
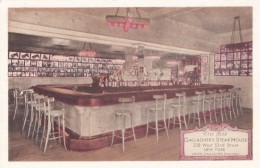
130,114,136,147
110,115,116,147
62,114,67,150
146,109,150,137
27,105,34,137
155,110,159,142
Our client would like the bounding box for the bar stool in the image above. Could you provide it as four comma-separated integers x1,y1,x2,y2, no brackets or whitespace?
204,90,218,123
21,90,35,134
223,90,236,120
27,93,38,138
31,94,46,143
110,96,136,153
168,92,187,129
146,94,169,142
40,97,67,155
232,88,243,116
12,88,25,120
190,91,206,127
215,89,226,122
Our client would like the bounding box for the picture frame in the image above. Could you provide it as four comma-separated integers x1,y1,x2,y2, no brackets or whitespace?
230,70,239,76
214,70,222,76
227,53,233,60
226,61,234,69
41,54,50,60
222,70,229,76
220,62,226,69
220,53,226,61
239,70,248,76
31,53,41,60
241,51,248,60
20,52,30,59
233,61,240,69
9,51,20,59
234,52,240,60
241,61,248,69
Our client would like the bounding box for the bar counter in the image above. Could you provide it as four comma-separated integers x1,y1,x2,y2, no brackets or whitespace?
33,84,233,106
33,84,233,151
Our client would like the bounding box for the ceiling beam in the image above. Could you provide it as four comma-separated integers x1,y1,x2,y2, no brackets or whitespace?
9,21,210,56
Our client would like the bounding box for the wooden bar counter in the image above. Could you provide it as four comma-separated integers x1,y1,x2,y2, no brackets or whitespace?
33,84,233,151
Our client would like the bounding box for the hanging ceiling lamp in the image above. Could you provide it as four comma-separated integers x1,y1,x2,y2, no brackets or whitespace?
106,8,150,32
226,16,243,49
78,42,96,57
144,49,160,60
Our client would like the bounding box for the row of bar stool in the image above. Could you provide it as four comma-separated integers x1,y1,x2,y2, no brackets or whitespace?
12,88,67,155
110,87,243,153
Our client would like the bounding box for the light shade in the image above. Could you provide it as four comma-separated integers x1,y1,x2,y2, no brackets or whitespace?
78,50,96,57
106,15,150,32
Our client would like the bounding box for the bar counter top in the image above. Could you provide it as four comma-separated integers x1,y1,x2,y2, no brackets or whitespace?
33,84,233,106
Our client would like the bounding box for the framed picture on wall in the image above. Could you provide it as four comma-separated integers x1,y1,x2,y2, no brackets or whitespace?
226,61,234,69
249,42,252,50
214,62,220,69
220,53,227,61
75,57,81,62
25,60,31,67
81,57,88,62
73,63,77,68
41,54,50,60
248,70,252,76
59,62,64,68
222,70,229,76
52,62,59,67
234,52,240,60
11,59,19,66
24,67,30,72
241,52,248,60
220,62,226,69
31,60,37,67
248,51,252,59
241,61,248,69
37,61,42,67
214,70,222,76
227,53,233,60
89,58,95,63
234,61,240,69
31,53,41,60
68,56,74,62
248,60,252,69
67,63,72,68
230,70,239,76
9,51,20,59
239,70,248,76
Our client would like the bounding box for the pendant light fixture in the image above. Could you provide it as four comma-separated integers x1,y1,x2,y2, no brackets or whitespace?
106,8,150,32
78,42,96,57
